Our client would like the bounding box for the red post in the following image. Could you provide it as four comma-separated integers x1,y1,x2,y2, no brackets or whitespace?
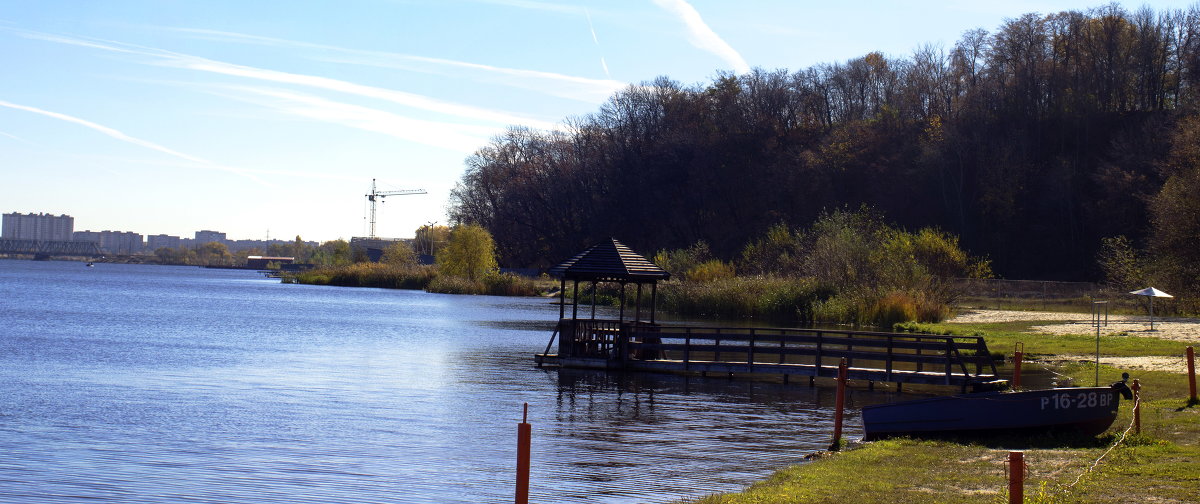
1132,380,1141,435
831,358,848,450
1187,346,1197,404
1012,343,1024,390
516,403,531,504
1008,451,1024,504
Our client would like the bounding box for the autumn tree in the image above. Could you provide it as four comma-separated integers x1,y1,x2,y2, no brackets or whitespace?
435,224,499,281
194,242,232,266
381,241,417,266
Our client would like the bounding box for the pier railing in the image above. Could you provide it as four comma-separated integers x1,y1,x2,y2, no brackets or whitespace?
550,319,998,388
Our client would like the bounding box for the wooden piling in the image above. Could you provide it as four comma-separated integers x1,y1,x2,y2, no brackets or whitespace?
516,403,531,504
1187,346,1197,404
831,358,848,450
1008,451,1024,504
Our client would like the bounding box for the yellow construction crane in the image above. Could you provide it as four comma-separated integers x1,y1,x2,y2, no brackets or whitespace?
366,178,426,238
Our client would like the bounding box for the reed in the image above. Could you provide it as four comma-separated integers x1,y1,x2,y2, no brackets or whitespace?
288,263,548,296
657,276,830,321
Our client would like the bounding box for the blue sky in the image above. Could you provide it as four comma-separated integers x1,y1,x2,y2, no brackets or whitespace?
2,0,1195,242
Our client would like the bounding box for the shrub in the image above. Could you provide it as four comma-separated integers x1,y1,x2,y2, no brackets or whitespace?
685,259,736,282
653,241,713,278
866,291,919,327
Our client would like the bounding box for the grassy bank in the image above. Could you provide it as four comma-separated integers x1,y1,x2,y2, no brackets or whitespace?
284,263,551,296
685,324,1200,503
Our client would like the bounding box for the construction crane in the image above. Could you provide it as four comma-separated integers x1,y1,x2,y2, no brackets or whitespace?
365,179,426,238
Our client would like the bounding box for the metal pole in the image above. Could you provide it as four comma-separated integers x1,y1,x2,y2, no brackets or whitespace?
516,403,531,504
1133,379,1142,435
1095,320,1101,387
1012,343,1023,390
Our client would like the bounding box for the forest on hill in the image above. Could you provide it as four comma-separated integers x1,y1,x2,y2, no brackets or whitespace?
448,4,1200,297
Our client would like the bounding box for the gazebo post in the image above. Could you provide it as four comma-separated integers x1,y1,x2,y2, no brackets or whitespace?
558,278,566,320
590,280,598,320
571,280,580,320
651,283,658,324
635,283,643,324
618,282,627,323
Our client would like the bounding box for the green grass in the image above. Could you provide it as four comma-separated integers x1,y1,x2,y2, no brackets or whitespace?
684,323,1200,504
896,320,1186,358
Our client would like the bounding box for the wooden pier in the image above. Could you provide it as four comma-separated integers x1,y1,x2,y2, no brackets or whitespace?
536,320,1000,390
538,239,1001,391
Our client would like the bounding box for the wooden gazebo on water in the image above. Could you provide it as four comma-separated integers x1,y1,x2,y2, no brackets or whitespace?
535,239,1003,391
535,238,670,369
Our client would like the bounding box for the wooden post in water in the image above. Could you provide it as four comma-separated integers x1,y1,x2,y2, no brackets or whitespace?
1187,346,1197,404
516,403,531,504
830,358,848,450
1008,451,1024,504
1012,343,1023,390
1132,380,1142,435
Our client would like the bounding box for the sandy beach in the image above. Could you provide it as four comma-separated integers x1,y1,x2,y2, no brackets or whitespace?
947,309,1199,372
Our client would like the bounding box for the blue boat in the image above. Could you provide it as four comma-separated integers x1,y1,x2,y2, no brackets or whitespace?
861,380,1133,440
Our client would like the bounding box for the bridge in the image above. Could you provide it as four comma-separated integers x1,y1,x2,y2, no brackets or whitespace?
0,238,103,258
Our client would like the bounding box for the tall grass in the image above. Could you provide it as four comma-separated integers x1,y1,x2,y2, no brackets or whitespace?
287,263,436,289
287,263,547,296
655,278,953,325
657,276,832,321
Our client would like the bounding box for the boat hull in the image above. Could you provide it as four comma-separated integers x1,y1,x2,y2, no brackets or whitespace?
861,387,1122,440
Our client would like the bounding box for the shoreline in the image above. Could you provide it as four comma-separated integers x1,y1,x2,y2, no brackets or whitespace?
686,308,1200,503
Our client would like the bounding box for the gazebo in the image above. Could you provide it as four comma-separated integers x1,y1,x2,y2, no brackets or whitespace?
539,239,670,366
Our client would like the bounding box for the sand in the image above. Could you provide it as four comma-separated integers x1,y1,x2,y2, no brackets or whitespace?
947,309,1199,372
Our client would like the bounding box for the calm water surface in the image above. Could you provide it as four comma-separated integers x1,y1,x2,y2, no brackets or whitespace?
0,260,875,503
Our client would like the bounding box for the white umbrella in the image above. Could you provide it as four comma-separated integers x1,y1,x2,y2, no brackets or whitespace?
1129,287,1174,330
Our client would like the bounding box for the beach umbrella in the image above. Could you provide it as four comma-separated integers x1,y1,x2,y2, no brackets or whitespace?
1128,287,1174,330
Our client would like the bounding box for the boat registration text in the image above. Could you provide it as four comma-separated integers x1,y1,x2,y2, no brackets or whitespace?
1040,391,1112,410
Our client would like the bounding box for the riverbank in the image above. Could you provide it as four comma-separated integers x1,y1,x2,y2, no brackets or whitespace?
685,309,1200,503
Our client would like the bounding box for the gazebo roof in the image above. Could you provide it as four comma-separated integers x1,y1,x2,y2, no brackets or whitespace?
548,238,671,282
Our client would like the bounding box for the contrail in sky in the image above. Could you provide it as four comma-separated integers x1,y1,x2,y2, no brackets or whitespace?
14,29,559,130
0,99,268,184
652,0,750,74
585,9,612,79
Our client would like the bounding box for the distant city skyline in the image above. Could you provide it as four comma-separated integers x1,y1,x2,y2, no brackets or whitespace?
3,1,1196,241
2,211,326,256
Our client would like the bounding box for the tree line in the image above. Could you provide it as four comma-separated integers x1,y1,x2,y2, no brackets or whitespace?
448,4,1200,303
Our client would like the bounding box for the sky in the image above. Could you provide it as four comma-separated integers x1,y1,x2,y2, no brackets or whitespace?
2,0,1197,242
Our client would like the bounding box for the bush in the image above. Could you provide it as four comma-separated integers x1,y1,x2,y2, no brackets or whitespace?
866,291,919,327
685,259,736,282
653,241,713,278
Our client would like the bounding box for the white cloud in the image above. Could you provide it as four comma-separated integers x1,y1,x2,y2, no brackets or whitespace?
652,0,751,74
169,27,625,103
215,86,497,153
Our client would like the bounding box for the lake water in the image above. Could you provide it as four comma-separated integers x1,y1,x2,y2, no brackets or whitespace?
0,260,875,503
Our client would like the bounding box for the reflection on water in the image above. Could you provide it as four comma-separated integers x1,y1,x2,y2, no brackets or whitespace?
0,260,893,504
